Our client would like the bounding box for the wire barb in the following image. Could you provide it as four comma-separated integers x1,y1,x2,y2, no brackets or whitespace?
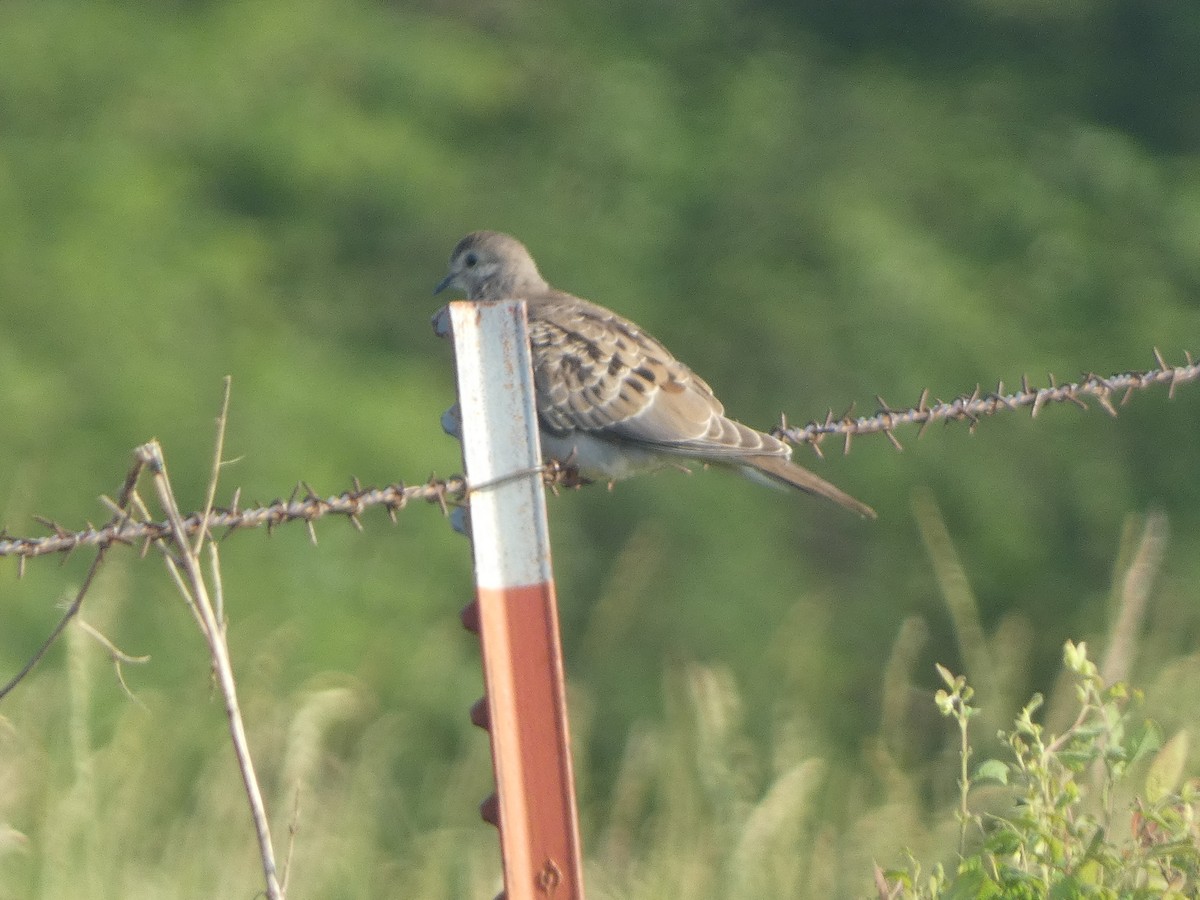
1,351,1195,563
0,478,468,561
784,350,1198,451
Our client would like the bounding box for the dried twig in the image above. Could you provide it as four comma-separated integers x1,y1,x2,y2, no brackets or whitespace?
193,375,233,556
1,384,289,896
75,617,150,707
138,431,284,899
132,384,283,899
0,453,145,699
282,787,301,898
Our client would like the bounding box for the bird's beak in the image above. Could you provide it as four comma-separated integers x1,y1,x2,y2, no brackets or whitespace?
433,272,456,295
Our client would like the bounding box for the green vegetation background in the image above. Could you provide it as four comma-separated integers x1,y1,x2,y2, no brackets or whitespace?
0,0,1197,896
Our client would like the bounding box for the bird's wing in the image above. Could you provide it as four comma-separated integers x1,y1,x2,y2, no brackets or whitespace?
528,295,787,459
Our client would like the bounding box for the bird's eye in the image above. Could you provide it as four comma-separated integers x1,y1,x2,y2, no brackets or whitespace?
464,252,478,268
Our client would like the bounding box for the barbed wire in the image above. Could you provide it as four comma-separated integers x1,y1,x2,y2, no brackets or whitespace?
775,349,1198,456
0,475,466,568
0,350,1195,565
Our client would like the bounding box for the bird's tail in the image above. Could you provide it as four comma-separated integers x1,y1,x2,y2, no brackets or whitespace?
741,455,877,519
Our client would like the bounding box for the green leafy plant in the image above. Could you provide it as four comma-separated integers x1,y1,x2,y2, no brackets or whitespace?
881,641,1200,899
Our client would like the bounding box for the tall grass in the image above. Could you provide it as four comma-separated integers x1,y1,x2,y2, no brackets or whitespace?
2,504,1195,897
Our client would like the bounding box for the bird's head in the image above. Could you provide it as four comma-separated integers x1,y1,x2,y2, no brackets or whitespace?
434,231,548,300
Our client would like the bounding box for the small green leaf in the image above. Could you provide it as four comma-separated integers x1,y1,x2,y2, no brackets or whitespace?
1058,750,1095,771
982,826,1022,856
1127,719,1164,766
936,688,955,716
1047,874,1084,899
974,759,1010,784
880,868,913,888
1064,640,1085,671
943,866,992,900
936,663,959,689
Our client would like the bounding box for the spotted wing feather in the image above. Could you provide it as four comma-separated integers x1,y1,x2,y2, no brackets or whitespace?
527,294,790,461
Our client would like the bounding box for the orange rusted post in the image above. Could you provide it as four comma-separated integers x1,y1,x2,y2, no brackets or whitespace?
435,300,585,900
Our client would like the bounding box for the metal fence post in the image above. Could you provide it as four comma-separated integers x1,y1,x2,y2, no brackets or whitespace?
435,300,585,900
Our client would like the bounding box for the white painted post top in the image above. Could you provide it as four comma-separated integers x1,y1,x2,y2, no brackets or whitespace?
441,300,553,589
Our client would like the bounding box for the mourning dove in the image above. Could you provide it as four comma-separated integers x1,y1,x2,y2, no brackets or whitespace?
435,230,875,518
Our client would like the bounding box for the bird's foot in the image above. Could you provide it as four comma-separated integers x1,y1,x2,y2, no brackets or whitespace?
543,458,592,493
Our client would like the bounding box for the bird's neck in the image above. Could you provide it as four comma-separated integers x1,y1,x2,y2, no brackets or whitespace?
473,269,549,300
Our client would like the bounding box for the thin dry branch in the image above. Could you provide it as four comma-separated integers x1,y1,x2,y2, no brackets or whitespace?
1,384,291,896
0,454,145,699
75,617,150,707
194,375,233,557
139,437,284,900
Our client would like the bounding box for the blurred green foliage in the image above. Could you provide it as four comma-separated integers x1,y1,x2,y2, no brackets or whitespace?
0,0,1198,895
889,645,1200,898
